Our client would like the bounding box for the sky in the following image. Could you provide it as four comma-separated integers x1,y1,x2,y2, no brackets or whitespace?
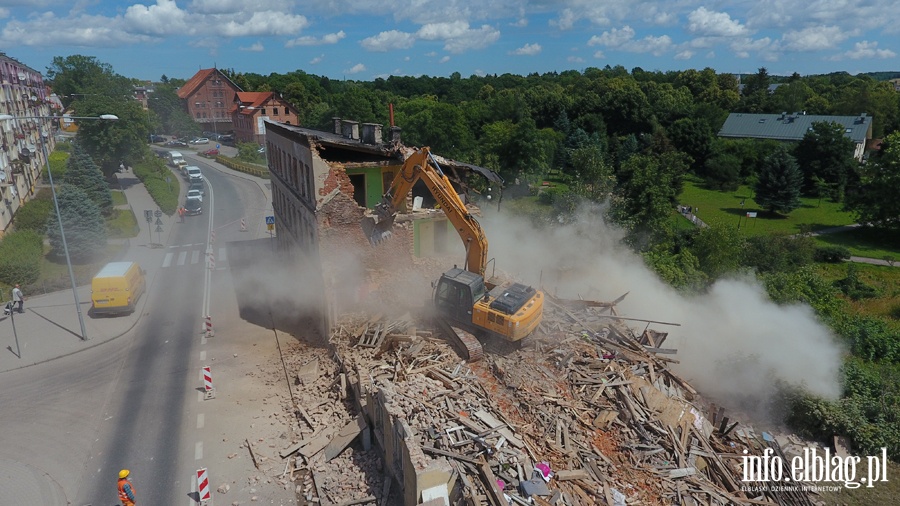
0,0,898,83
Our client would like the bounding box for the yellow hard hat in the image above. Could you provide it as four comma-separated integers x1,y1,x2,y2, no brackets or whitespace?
119,469,130,479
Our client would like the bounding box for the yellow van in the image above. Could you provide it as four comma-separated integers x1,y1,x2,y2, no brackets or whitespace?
90,261,146,316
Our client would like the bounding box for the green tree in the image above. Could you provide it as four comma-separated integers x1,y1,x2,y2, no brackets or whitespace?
63,142,113,215
688,224,744,279
845,131,900,230
609,154,679,248
46,185,107,261
0,230,43,285
794,121,858,201
570,144,615,200
739,67,772,113
668,117,714,173
741,233,815,273
754,145,802,214
12,194,53,234
72,94,149,177
45,55,133,109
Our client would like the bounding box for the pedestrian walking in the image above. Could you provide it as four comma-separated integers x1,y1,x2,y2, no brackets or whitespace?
117,469,137,506
178,206,185,223
11,284,24,313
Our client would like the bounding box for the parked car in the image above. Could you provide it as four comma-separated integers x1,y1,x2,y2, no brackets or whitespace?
149,134,166,143
189,180,205,195
164,139,187,147
187,188,203,203
190,137,210,145
187,166,204,182
184,197,202,215
257,145,266,154
202,148,219,157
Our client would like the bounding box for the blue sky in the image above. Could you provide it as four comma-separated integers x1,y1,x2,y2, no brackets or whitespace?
1,0,898,82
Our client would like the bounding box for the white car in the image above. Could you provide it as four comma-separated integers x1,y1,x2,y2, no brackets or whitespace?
190,137,210,144
187,188,203,202
187,166,204,182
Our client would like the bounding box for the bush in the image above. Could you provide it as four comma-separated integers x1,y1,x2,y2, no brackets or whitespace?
0,230,43,285
814,245,852,263
42,151,71,183
833,263,879,300
537,186,568,205
13,197,53,234
133,157,179,215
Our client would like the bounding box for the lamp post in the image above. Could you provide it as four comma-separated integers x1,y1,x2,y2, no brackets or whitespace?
0,113,118,341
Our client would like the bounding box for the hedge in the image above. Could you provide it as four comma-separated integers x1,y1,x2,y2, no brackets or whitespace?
217,156,270,178
133,158,180,215
0,230,43,285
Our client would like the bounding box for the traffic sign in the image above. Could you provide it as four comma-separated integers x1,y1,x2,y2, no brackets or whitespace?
154,210,163,218
265,215,275,225
144,210,152,223
267,223,274,231
155,217,163,226
155,225,163,232
216,143,220,149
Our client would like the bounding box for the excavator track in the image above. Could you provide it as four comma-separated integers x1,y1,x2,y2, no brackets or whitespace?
435,318,484,362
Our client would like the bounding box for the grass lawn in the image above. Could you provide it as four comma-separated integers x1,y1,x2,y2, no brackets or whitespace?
679,180,856,236
815,262,900,322
106,208,140,239
110,189,127,206
814,227,900,260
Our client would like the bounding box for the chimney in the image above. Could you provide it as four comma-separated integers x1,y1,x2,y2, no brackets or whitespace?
390,126,402,144
341,120,360,140
361,123,382,144
333,117,342,135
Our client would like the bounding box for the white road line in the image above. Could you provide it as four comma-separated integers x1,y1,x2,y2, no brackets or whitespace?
162,252,173,268
191,250,200,264
197,414,205,429
177,251,187,266
195,441,203,460
218,247,227,262
200,350,206,361
197,390,204,402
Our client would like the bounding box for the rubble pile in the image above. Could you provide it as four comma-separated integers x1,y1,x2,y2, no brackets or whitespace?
261,298,819,505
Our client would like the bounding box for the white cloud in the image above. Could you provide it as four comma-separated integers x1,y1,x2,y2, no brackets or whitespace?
124,0,189,36
674,50,694,60
588,26,635,48
220,11,308,37
551,8,577,31
309,54,324,64
361,30,415,51
439,55,450,63
593,50,605,59
344,63,366,74
510,18,527,28
830,40,897,60
567,55,584,63
510,43,541,55
687,7,749,37
780,25,847,51
285,30,345,48
239,41,264,52
627,35,672,56
417,22,499,53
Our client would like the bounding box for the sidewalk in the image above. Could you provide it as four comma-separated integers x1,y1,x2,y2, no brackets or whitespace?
0,153,270,374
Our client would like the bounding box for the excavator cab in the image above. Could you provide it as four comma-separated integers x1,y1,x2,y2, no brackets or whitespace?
433,268,486,322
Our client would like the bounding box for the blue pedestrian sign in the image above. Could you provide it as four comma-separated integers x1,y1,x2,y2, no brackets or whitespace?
216,143,220,149
265,216,275,225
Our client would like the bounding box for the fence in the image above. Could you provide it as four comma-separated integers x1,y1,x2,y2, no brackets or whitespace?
215,156,270,179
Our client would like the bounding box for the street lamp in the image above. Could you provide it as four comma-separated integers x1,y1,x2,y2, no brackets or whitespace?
0,113,118,341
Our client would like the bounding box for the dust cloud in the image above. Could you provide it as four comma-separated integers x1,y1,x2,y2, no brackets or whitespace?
478,203,845,408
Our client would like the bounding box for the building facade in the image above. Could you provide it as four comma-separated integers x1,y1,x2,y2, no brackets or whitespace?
231,92,300,145
177,68,242,135
0,53,54,236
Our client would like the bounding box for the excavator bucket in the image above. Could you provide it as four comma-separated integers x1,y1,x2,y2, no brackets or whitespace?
361,215,395,245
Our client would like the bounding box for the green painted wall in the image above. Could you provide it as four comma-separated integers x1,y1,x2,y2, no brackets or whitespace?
345,166,387,208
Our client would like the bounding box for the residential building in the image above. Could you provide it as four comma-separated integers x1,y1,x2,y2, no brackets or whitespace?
176,68,242,135
0,53,54,236
230,91,300,145
718,112,873,161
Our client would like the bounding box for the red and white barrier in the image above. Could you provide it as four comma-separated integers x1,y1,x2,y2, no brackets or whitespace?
210,230,216,244
204,315,214,337
208,252,215,270
202,366,213,391
197,467,211,502
240,218,247,232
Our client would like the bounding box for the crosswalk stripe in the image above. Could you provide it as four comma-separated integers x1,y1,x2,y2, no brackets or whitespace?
191,250,200,264
177,251,187,266
162,252,173,268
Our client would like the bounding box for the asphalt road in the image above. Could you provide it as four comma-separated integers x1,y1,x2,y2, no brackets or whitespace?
0,156,272,506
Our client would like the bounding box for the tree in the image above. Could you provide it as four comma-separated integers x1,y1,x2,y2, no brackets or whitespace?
609,154,680,248
794,121,858,201
688,224,744,279
46,185,107,261
45,55,133,109
845,131,900,230
755,145,803,214
570,144,615,200
739,67,772,113
668,117,714,173
63,142,113,215
73,95,150,176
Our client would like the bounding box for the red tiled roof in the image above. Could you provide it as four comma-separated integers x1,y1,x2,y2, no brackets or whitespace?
232,91,273,114
177,69,216,99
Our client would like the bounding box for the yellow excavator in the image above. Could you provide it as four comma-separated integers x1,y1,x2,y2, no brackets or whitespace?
362,147,543,360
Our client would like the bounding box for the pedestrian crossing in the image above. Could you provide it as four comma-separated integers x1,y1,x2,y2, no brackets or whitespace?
161,244,228,269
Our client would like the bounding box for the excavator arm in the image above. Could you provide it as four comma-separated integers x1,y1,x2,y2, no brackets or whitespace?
362,147,488,275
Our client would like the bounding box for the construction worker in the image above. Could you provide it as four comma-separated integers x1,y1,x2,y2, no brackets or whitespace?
117,469,137,505
178,205,185,223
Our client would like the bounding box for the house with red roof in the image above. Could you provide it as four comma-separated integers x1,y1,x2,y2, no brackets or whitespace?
177,68,242,134
231,91,300,145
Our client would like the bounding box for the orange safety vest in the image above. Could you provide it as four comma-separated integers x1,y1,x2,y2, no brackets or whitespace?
118,478,137,505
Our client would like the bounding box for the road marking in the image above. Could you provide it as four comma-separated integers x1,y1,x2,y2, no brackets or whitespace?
177,251,187,266
200,350,206,361
197,390,204,402
197,414,205,429
218,247,227,262
191,250,200,264
195,441,203,460
162,252,173,268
